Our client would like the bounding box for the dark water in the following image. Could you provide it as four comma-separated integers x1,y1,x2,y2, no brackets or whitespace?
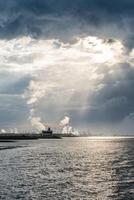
0,137,134,200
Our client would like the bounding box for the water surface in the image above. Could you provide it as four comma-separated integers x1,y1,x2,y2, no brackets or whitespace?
0,137,134,200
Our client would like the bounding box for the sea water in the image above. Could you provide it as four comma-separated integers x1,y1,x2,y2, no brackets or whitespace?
0,137,134,200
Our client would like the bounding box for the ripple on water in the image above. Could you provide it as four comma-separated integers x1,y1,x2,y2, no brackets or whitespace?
0,138,133,200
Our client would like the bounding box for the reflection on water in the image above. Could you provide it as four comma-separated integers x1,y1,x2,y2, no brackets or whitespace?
0,138,134,200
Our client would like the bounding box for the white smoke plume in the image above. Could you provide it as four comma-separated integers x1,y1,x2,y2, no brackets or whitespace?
23,80,48,131
28,107,46,132
62,125,80,136
60,116,80,136
1,129,6,133
30,117,46,132
60,116,70,126
30,108,35,116
72,129,80,136
14,128,18,134
26,80,47,105
62,125,72,134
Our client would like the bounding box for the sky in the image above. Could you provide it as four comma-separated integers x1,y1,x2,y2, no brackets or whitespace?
0,0,134,134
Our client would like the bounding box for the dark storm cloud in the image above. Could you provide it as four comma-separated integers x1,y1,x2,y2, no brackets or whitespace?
0,0,133,48
84,63,134,122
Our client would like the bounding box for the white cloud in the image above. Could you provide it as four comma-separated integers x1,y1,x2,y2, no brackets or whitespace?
0,35,132,125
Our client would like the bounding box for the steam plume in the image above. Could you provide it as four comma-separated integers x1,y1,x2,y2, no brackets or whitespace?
60,116,70,126
24,80,47,131
26,80,47,105
62,125,79,135
30,117,46,132
14,128,18,134
60,116,80,136
1,129,6,133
